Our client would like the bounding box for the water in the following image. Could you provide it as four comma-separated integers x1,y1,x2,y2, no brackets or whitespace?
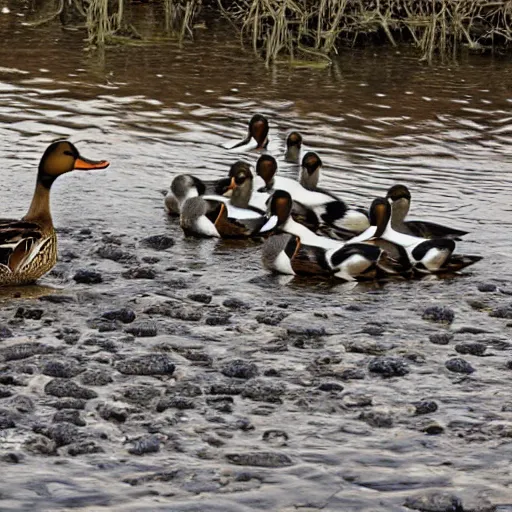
1,3,512,511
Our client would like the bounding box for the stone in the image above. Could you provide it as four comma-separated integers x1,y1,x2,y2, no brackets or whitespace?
141,235,175,250
44,379,98,399
73,269,103,284
445,358,475,374
422,306,455,324
225,451,293,467
124,321,157,337
429,333,453,345
122,266,156,280
128,435,161,455
101,308,136,324
414,401,438,415
368,357,409,378
221,359,259,380
117,354,175,375
455,342,486,356
404,491,463,511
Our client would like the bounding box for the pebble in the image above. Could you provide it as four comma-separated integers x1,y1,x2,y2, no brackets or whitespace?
205,312,231,326
0,411,16,429
33,423,82,447
122,266,156,279
170,306,203,321
24,435,57,455
445,357,475,374
404,491,463,512
262,430,289,443
318,382,344,392
209,383,244,395
490,305,512,319
286,325,326,337
1,342,55,361
141,235,175,250
0,325,13,339
222,298,249,310
359,410,393,428
53,409,86,427
338,368,366,380
242,379,286,403
98,404,129,423
226,451,293,467
117,354,175,375
42,360,82,378
255,311,289,326
80,369,113,386
68,441,105,456
423,422,445,435
73,269,103,284
96,244,134,262
221,359,259,379
44,379,98,399
414,400,438,415
124,320,158,337
422,306,455,324
368,356,410,378
156,396,195,411
455,342,486,356
429,333,453,345
128,435,161,455
50,398,87,410
15,307,44,320
123,384,161,405
477,282,497,292
101,308,136,324
187,293,212,304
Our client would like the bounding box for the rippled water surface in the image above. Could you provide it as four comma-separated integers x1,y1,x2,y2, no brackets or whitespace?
1,3,512,511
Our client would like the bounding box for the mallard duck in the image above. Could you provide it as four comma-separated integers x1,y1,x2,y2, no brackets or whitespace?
180,163,267,238
260,190,404,281
0,140,109,286
255,154,369,238
387,184,469,239
349,197,481,274
229,114,269,151
284,131,303,164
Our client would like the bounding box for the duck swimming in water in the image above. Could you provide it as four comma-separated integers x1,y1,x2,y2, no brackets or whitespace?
386,184,469,240
299,151,322,190
0,141,109,286
229,114,269,152
348,197,481,274
260,190,404,281
180,162,268,238
284,131,303,164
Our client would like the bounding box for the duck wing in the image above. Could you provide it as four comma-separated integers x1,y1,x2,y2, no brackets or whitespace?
404,220,469,240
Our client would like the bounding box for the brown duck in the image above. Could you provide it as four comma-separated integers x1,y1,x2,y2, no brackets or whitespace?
0,141,109,286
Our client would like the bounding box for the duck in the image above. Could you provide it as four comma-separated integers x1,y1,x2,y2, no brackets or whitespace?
229,114,269,152
284,131,303,164
386,184,469,239
260,190,405,281
254,154,369,238
180,163,268,238
348,197,481,274
164,174,232,215
0,140,109,286
299,151,322,190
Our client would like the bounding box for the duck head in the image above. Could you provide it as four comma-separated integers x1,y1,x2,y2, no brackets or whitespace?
256,154,277,190
232,114,269,150
38,140,109,189
285,131,302,163
171,174,206,202
369,197,392,237
260,190,293,233
386,184,411,225
300,151,322,190
227,161,253,208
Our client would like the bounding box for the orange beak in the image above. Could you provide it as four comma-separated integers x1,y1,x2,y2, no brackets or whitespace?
227,177,236,190
74,155,110,171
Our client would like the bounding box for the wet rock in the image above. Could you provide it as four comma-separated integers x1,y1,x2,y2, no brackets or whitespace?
180,350,212,366
15,307,44,320
123,384,160,405
12,395,34,413
359,410,393,428
1,452,23,463
454,326,489,335
222,298,249,310
368,357,410,378
0,326,13,339
156,396,195,411
414,401,438,415
262,430,289,443
455,342,486,356
209,383,244,395
206,396,234,413
39,294,75,304
53,409,86,427
235,418,254,431
124,321,158,337
404,491,463,511
318,382,344,392
73,269,103,284
0,410,16,429
423,422,444,435
50,398,87,410
205,312,231,326
226,451,293,468
422,306,455,324
24,435,57,455
68,441,105,456
117,354,175,375
1,342,55,361
0,386,13,398
345,340,388,355
429,333,453,345
45,379,98,399
338,368,366,380
169,306,203,322
286,325,326,337
172,381,203,397
221,359,259,380
42,360,82,379
141,235,175,250
255,311,289,326
128,435,161,455
477,282,497,292
490,305,512,319
445,358,475,374
56,327,81,344
203,434,225,447
98,404,129,423
96,244,135,262
123,470,181,486
122,266,156,280
86,317,118,332
361,324,385,336
33,423,82,447
188,293,212,304
242,379,286,403
80,369,113,386
101,308,136,324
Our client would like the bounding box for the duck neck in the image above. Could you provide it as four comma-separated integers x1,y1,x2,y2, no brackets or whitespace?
300,168,319,190
23,180,53,226
283,216,312,238
231,182,252,208
390,198,409,230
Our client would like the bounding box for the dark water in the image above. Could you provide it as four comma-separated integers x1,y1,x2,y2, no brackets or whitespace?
1,3,512,511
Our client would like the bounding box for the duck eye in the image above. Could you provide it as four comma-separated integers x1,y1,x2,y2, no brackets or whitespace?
235,174,246,185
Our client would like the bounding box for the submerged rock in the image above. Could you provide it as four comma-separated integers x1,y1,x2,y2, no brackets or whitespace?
141,235,175,250
128,435,161,455
1,342,55,361
116,354,175,376
429,333,453,345
445,358,475,374
221,359,259,380
124,321,158,337
422,306,455,324
73,269,103,284
404,491,463,511
455,342,486,356
414,401,438,415
101,308,136,324
44,379,98,400
226,451,294,468
242,379,286,403
368,357,410,378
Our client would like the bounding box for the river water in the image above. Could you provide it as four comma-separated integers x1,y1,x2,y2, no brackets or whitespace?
1,2,512,511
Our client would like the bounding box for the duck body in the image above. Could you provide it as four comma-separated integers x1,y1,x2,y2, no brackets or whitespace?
0,141,109,287
260,191,404,281
228,114,269,152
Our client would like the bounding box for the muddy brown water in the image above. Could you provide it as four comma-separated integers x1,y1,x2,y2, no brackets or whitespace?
1,3,512,512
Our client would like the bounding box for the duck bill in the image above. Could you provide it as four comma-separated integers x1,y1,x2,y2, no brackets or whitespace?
259,215,279,233
214,177,233,196
226,177,236,191
74,155,110,171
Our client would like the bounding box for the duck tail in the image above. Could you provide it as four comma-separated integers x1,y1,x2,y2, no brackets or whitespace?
443,254,483,273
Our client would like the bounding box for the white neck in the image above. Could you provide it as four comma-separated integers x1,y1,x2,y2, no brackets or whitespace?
283,217,340,249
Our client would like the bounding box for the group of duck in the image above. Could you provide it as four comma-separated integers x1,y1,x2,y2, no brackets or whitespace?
164,114,481,282
0,114,480,288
